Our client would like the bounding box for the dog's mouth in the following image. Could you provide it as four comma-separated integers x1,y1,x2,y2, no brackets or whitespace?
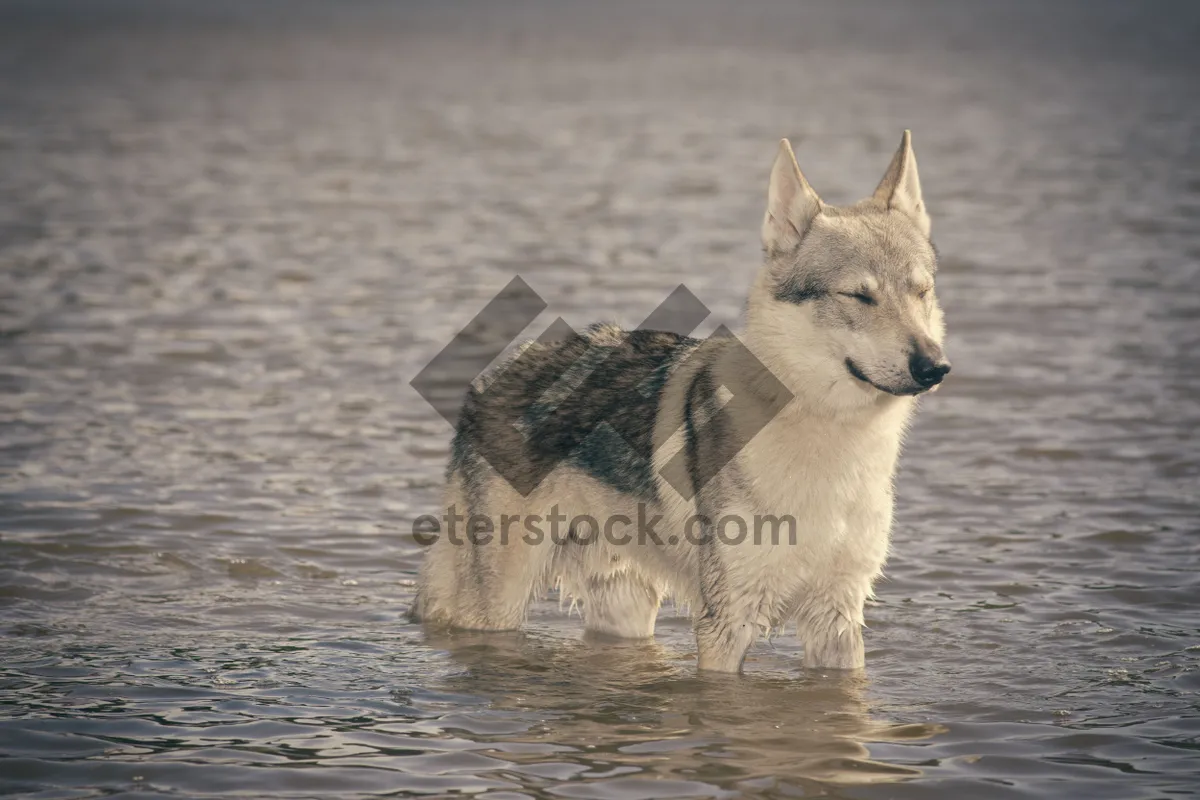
844,358,927,397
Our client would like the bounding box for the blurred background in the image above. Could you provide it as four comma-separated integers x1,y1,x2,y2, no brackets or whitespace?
1,1,1199,797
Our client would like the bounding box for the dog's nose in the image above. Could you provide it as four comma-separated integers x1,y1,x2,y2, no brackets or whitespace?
909,352,951,388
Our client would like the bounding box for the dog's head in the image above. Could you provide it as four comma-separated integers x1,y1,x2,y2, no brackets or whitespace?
747,132,949,412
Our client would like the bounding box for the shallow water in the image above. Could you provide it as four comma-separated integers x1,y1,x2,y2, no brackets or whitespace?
2,1,1200,797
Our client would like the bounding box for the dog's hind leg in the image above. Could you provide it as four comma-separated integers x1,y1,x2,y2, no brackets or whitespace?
414,470,556,631
579,570,663,639
410,471,470,626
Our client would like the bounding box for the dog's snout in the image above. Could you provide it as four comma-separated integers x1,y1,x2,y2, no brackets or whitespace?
909,351,951,388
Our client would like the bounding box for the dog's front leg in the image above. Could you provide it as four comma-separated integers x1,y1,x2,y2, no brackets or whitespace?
797,582,869,669
693,543,758,673
801,614,865,669
695,606,758,673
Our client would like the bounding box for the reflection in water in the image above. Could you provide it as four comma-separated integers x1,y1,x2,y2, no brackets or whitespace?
427,630,937,792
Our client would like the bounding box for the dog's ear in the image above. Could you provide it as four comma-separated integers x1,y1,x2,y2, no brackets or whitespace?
762,138,823,254
872,130,930,237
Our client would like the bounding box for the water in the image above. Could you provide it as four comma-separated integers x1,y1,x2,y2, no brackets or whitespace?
2,1,1199,796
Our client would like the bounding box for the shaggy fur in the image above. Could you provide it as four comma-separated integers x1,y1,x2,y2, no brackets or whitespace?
412,132,950,672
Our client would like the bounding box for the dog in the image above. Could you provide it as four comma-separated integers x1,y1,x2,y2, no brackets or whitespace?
411,132,949,672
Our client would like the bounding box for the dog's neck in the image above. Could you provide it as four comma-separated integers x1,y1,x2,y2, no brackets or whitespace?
730,332,914,422
714,336,914,511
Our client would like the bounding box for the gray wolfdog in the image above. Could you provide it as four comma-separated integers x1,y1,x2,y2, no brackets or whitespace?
412,132,949,672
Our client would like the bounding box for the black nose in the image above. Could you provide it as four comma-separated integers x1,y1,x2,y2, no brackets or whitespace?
909,352,951,388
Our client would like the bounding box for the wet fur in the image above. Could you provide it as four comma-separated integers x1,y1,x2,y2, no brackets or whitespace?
412,132,949,672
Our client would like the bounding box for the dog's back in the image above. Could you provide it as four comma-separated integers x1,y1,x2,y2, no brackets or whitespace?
452,323,701,502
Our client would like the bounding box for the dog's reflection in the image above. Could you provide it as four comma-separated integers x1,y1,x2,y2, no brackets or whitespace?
419,626,943,790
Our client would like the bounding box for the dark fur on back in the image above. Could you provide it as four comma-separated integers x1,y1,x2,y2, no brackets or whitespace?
450,324,702,501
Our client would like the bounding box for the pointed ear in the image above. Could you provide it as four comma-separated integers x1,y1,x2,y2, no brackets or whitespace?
762,138,823,254
872,130,930,237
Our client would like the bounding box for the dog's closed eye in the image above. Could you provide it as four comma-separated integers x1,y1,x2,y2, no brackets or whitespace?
839,291,876,306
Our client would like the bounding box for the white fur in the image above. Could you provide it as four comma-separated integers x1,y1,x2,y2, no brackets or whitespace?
413,132,948,674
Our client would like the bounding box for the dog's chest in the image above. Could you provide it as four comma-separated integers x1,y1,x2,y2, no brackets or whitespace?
736,407,906,569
